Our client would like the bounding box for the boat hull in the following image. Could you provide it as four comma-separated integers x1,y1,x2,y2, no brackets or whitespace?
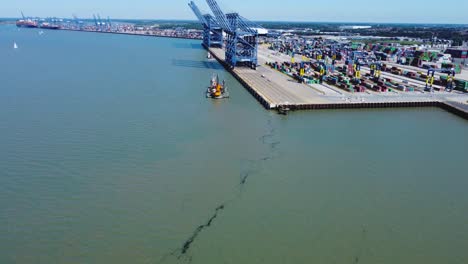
206,92,230,99
40,26,60,30
16,20,38,28
16,24,38,28
206,74,229,99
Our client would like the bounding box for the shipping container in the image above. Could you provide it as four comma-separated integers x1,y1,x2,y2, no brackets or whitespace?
455,80,468,92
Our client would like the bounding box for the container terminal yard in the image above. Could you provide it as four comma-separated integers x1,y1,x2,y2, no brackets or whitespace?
12,3,468,118
188,0,468,117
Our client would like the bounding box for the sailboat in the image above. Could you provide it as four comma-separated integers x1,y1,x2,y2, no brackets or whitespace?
13,42,18,49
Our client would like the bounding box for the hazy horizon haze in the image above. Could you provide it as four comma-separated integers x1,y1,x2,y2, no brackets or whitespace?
2,0,468,24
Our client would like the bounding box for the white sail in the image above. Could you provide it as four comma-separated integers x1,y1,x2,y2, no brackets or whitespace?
13,42,18,49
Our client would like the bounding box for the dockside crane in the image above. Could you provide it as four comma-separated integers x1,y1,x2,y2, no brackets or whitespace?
370,61,382,80
205,0,265,69
107,17,112,31
188,1,223,48
72,14,83,30
93,14,99,30
317,61,327,84
97,14,104,31
425,68,456,92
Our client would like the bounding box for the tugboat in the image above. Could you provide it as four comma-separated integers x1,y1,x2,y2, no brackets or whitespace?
207,74,229,99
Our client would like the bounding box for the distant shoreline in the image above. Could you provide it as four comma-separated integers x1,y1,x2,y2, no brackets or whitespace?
3,24,202,41
0,18,467,26
58,28,201,41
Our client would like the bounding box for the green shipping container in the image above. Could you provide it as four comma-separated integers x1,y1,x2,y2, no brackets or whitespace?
455,80,468,92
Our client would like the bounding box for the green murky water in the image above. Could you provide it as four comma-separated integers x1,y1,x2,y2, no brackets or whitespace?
1,25,467,264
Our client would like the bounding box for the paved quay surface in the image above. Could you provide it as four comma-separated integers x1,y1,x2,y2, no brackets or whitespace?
208,46,468,116
210,47,329,106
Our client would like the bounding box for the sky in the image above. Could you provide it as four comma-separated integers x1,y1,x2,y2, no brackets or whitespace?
2,0,468,24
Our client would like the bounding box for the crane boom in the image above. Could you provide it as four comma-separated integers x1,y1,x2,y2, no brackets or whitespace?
188,1,223,48
93,14,98,27
202,0,261,69
97,14,103,30
205,0,231,32
188,1,208,26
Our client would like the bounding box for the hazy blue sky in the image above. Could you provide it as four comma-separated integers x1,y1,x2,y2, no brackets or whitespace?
2,0,468,24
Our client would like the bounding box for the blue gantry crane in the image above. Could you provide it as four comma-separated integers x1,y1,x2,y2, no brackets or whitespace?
107,16,112,31
97,14,104,31
72,15,83,30
188,0,263,69
204,0,264,69
93,14,99,30
92,14,106,31
188,1,223,48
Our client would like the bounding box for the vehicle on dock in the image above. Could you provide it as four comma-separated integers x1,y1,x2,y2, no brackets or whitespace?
207,74,229,99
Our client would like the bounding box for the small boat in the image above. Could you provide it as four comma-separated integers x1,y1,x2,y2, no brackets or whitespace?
207,52,212,59
38,30,44,35
277,105,290,115
13,42,18,49
207,74,229,99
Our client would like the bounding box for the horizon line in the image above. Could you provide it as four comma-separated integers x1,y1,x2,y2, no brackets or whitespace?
2,17,468,26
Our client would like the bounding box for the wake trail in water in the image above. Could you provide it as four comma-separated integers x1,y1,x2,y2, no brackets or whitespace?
239,118,279,190
352,226,368,264
158,117,280,263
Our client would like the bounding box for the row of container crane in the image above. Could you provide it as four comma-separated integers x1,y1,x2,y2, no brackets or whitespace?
92,14,112,32
16,11,114,32
188,0,266,70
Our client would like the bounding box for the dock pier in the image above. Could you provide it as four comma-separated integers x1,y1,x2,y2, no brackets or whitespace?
207,47,468,120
